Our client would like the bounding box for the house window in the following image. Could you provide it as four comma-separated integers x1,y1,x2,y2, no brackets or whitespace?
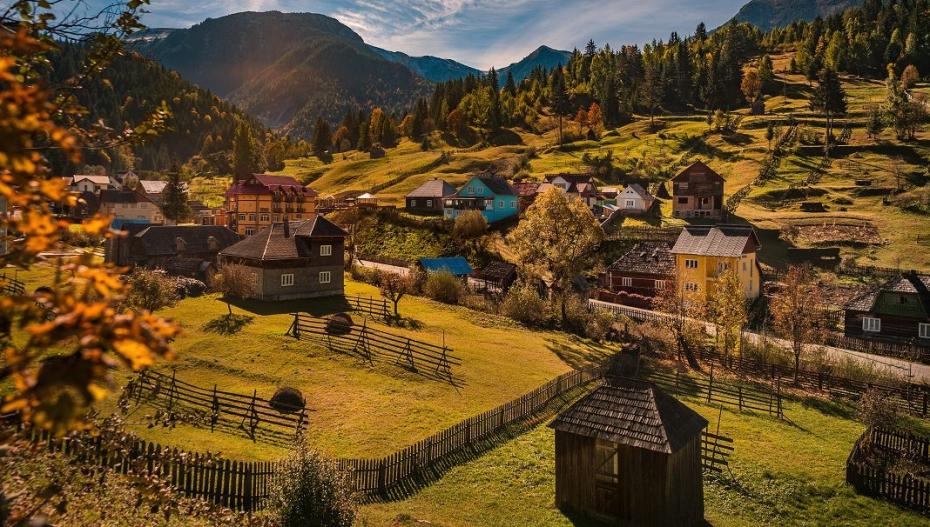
244,228,254,236
685,259,698,269
679,182,689,190
281,273,295,287
445,199,453,206
248,213,256,221
626,200,635,208
920,323,930,339
621,277,633,287
320,244,332,256
426,199,432,207
685,282,699,292
319,271,331,284
655,280,667,289
498,200,505,208
238,213,246,221
410,199,417,207
863,317,881,333
717,262,730,273
260,214,269,222
510,201,516,208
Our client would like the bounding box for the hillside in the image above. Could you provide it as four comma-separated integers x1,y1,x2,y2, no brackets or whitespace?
732,0,862,30
136,11,431,137
498,45,571,83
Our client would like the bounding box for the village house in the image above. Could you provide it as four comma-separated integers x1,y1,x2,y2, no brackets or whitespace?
443,175,518,223
671,225,761,303
511,181,542,211
105,225,240,281
65,174,118,194
598,241,675,308
616,184,655,214
405,178,456,215
225,174,318,236
844,272,930,344
543,173,600,207
218,216,347,301
98,189,165,227
550,380,707,526
671,161,725,219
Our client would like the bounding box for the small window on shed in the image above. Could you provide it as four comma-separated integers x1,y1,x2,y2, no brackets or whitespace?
320,244,332,257
281,274,295,287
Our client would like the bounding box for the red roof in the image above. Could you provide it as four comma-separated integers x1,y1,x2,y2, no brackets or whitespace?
226,174,317,198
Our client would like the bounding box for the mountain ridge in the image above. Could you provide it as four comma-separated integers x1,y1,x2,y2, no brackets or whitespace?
731,0,863,31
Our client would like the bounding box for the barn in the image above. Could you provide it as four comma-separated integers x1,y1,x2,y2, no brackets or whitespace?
550,379,707,526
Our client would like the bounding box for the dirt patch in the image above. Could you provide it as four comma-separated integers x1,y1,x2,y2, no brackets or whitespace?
783,219,883,246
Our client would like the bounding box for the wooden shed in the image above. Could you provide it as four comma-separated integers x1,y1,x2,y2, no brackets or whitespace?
550,380,707,526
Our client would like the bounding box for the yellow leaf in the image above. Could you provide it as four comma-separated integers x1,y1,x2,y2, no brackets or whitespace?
113,339,154,369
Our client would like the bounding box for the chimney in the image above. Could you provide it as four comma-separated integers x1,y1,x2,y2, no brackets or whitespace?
283,216,290,238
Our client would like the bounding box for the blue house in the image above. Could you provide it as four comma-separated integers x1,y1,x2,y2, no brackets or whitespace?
443,175,518,224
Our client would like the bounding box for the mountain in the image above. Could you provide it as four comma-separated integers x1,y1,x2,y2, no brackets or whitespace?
371,47,481,82
497,45,571,84
732,0,862,31
136,11,431,137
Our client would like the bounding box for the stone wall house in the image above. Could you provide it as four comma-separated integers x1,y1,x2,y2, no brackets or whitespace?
218,216,347,301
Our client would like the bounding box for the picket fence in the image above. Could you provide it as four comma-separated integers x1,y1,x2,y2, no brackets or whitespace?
847,426,930,513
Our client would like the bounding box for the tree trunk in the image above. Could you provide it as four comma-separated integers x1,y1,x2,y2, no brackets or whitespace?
226,301,233,317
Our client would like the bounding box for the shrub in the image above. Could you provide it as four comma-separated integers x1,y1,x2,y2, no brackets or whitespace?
267,442,356,527
857,388,898,429
423,271,463,304
500,282,550,327
125,270,178,312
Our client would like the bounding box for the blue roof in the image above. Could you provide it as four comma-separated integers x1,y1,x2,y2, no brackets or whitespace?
419,257,473,276
109,218,151,231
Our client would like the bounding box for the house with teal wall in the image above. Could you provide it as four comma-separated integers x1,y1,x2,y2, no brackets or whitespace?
443,175,518,224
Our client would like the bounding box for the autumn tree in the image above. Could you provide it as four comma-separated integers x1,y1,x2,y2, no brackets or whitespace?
587,102,603,132
452,210,488,262
809,67,847,145
376,271,414,320
213,263,256,317
708,267,748,362
770,265,826,381
884,64,926,141
653,276,704,368
741,68,763,114
507,188,603,325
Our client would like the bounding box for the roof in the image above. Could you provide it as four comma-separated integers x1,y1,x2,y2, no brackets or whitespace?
219,215,347,261
608,241,675,276
134,225,240,257
551,379,707,454
71,174,111,186
225,174,318,198
139,180,168,194
622,184,652,200
545,174,598,194
475,175,516,196
419,256,473,276
407,179,457,198
474,261,517,282
846,272,930,314
670,225,759,257
100,189,152,205
358,193,376,199
512,182,542,198
672,161,725,183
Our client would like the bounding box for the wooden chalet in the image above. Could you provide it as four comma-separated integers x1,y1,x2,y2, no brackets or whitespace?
598,241,675,308
550,380,707,526
844,272,930,344
469,261,517,293
671,161,724,219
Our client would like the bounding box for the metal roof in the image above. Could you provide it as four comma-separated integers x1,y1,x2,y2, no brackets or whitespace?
670,225,759,257
419,256,473,276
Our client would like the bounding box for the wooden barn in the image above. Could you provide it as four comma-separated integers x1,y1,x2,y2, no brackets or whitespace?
550,380,707,526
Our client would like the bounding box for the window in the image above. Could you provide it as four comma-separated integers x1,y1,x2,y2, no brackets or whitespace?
685,282,699,292
621,277,633,287
248,213,256,221
281,273,295,287
510,201,516,208
920,323,930,339
717,262,730,273
319,271,331,284
320,244,332,257
244,228,254,236
426,199,432,207
260,214,269,222
626,200,635,208
238,213,246,221
679,182,689,190
863,317,881,333
498,200,505,208
685,259,698,269
410,199,417,207
655,280,667,289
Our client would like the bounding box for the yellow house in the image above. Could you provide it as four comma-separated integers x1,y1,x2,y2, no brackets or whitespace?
225,174,318,236
670,225,762,303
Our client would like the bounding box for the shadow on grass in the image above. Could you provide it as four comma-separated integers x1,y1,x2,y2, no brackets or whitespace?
545,336,616,370
202,314,254,335
225,295,353,317
798,394,858,421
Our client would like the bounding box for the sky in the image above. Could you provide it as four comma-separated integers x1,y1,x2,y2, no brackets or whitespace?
51,0,748,69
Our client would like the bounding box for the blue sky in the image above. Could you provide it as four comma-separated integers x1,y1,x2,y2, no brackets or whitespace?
58,0,748,69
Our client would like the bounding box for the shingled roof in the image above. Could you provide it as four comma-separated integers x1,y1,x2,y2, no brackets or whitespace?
550,379,707,454
608,241,675,275
671,225,759,257
219,216,346,261
134,225,240,257
225,174,318,198
671,161,725,183
846,272,930,313
407,178,457,198
100,189,153,205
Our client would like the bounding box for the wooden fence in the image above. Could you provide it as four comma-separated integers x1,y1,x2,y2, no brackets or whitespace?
623,368,785,419
822,333,930,363
125,369,308,442
287,313,460,383
0,273,25,296
847,426,930,513
345,294,393,319
20,425,279,513
701,431,735,473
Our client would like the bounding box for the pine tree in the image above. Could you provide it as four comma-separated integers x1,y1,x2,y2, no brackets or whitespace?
161,167,190,224
809,67,847,144
310,117,332,159
232,121,260,180
758,55,774,93
504,71,517,97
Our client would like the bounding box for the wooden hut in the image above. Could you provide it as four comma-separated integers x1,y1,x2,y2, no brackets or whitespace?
550,380,707,526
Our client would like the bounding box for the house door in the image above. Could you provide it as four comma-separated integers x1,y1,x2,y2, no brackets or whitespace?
594,439,620,519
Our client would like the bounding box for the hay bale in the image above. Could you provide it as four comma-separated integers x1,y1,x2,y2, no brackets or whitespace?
325,313,354,336
269,387,306,414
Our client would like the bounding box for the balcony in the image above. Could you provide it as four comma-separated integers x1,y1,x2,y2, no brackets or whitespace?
445,198,490,211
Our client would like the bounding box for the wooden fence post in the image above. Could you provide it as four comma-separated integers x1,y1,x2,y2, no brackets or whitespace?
377,460,387,497
244,462,253,512
707,364,714,404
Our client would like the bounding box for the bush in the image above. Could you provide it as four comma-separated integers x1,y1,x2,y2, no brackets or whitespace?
125,270,178,312
857,388,898,429
500,282,550,326
268,443,356,527
424,271,463,304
